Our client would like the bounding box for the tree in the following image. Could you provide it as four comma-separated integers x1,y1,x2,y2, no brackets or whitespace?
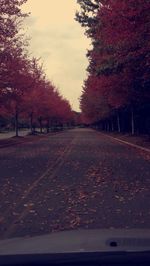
0,0,29,136
0,0,73,136
0,0,28,89
76,0,150,134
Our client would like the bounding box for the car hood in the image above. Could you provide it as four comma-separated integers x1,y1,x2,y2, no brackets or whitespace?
0,229,150,255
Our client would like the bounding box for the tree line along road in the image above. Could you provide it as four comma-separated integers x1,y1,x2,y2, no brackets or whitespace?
0,128,150,239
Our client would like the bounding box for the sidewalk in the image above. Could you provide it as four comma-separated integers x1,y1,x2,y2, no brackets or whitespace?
97,131,150,153
0,129,66,149
0,130,29,140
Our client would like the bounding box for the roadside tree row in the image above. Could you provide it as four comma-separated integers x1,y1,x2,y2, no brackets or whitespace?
0,0,73,136
76,0,150,135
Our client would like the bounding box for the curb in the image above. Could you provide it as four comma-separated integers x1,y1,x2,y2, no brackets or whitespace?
97,132,150,153
0,130,67,149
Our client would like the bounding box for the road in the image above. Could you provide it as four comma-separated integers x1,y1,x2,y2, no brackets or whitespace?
0,128,150,240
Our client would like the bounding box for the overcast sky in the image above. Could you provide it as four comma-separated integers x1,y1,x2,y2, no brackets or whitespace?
22,0,90,111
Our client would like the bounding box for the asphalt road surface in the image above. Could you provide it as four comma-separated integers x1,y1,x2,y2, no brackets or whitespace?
0,128,150,240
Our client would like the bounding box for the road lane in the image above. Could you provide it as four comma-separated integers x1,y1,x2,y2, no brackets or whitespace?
0,128,150,239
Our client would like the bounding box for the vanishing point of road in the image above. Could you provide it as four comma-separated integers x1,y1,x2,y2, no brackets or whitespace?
0,128,150,239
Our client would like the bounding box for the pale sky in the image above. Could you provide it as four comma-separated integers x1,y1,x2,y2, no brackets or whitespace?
22,0,90,111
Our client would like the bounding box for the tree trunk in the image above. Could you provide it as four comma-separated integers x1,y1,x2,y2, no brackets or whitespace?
131,107,135,135
102,121,105,131
111,119,114,132
106,121,109,132
117,112,121,133
46,119,50,133
15,109,19,137
39,119,43,134
30,113,33,134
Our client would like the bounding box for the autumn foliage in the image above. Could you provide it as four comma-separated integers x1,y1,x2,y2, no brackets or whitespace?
0,0,73,136
76,0,150,134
